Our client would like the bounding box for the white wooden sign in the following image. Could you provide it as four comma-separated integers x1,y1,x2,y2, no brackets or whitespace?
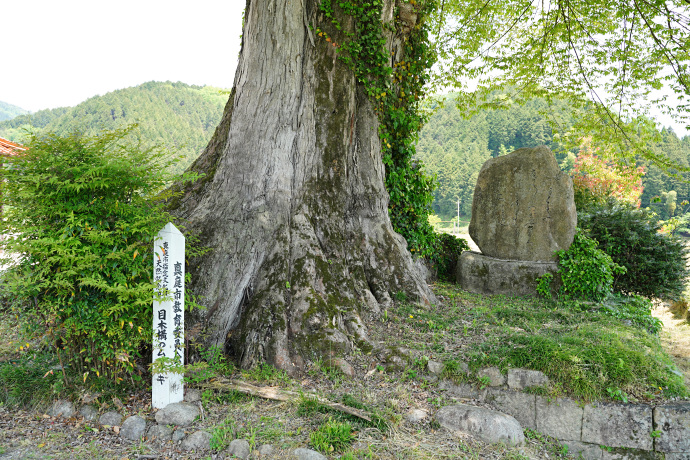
152,222,185,409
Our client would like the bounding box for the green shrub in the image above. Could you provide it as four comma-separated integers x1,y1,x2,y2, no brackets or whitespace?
430,233,469,281
578,201,689,299
556,230,626,301
0,129,200,384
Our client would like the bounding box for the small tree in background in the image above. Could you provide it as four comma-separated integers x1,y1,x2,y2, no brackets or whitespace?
578,201,689,300
0,129,201,385
571,137,644,210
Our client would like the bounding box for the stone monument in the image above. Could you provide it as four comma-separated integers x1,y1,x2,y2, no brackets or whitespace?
458,146,576,296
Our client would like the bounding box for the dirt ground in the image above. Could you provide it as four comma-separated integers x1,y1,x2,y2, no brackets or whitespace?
653,302,690,388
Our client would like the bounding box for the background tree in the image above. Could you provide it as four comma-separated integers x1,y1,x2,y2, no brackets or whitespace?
0,82,227,175
430,0,690,166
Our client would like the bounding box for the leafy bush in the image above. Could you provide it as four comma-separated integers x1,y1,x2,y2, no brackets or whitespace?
430,232,469,281
556,230,626,301
599,294,662,334
578,201,689,299
0,129,200,383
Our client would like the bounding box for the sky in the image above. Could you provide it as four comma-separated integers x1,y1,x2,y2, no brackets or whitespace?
1,0,245,112
1,1,686,135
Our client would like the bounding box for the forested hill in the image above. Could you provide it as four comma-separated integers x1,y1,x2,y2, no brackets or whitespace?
0,101,28,122
0,81,229,173
416,95,690,220
416,96,575,218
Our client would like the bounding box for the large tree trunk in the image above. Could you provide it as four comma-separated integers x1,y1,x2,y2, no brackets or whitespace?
174,0,433,374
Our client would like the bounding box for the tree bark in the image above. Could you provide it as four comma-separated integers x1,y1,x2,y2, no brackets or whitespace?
173,0,433,374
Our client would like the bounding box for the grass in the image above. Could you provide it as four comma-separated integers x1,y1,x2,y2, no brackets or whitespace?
0,350,62,411
386,282,688,402
309,417,355,454
0,281,687,459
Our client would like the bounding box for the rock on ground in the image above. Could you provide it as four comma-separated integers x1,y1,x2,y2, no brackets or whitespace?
478,367,505,387
172,428,186,442
120,415,147,441
98,411,123,427
507,368,549,390
405,408,428,423
146,424,173,443
291,447,327,459
325,357,355,377
436,404,525,446
78,404,98,422
227,438,251,459
257,444,275,457
181,430,211,451
155,402,200,426
48,400,75,418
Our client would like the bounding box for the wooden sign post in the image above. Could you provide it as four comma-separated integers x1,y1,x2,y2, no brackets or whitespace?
152,222,185,409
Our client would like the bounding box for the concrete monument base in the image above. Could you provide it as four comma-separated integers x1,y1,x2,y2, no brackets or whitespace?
457,251,560,297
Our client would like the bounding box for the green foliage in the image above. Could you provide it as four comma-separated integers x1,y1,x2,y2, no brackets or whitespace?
182,345,236,384
470,325,687,401
598,294,662,335
241,363,291,385
0,351,61,410
309,417,355,454
316,0,438,256
430,233,469,281
535,273,553,299
606,387,629,403
578,201,690,299
556,230,625,301
210,418,238,451
429,0,690,168
0,128,201,384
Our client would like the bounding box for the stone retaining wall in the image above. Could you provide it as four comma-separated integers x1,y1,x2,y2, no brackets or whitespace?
438,368,690,459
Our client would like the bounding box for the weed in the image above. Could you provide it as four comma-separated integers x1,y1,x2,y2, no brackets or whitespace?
210,419,236,451
477,375,491,390
606,387,629,403
202,389,250,407
241,363,291,385
536,273,553,299
309,417,355,454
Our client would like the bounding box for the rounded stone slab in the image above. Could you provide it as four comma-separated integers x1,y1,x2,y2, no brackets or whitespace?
48,400,75,418
436,403,525,446
181,430,211,451
469,145,576,262
99,411,123,427
227,439,251,459
291,448,327,459
120,415,147,441
155,402,200,427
